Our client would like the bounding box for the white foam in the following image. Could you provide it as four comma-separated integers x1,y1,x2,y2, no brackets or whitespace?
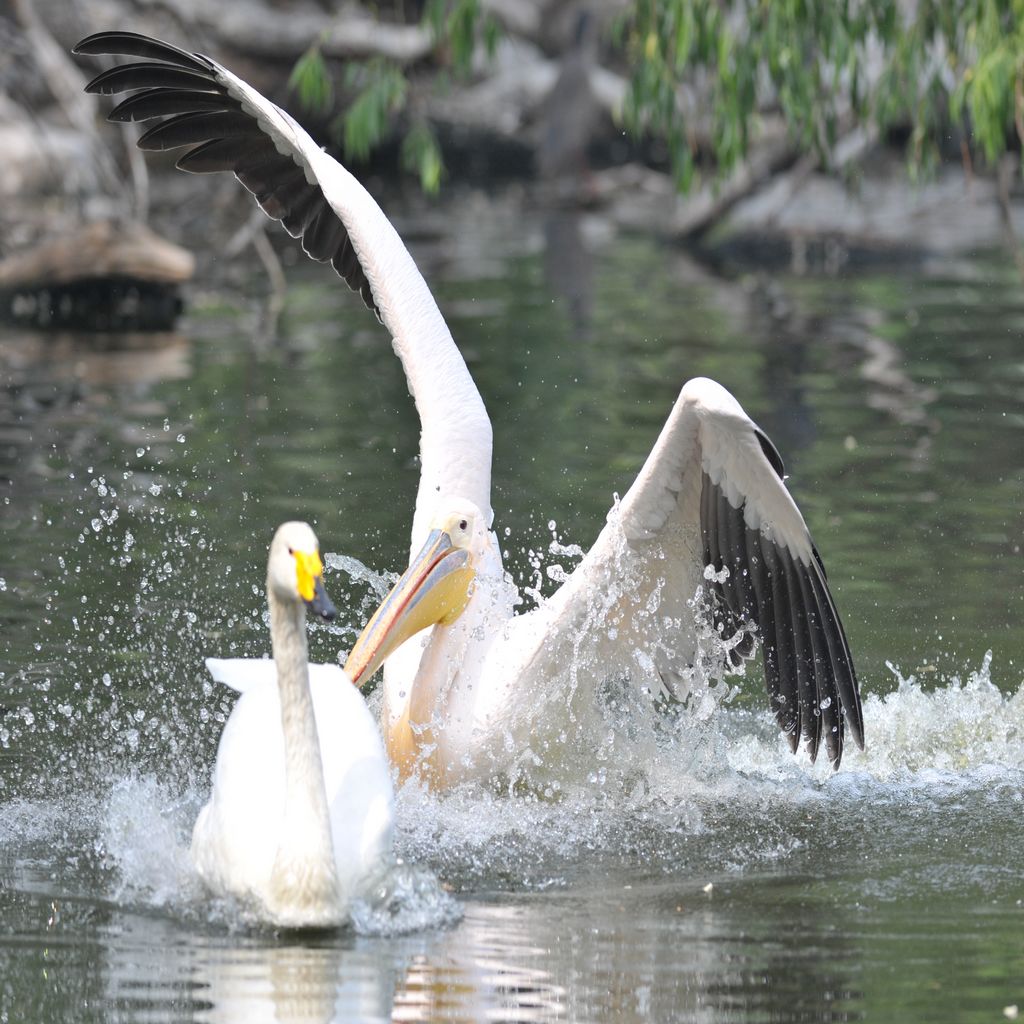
97,774,460,933
844,651,1024,782
379,651,1024,883
99,773,202,910
351,861,462,936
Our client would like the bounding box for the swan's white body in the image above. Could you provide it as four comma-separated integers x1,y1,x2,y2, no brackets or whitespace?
192,660,394,919
78,33,865,782
189,524,393,927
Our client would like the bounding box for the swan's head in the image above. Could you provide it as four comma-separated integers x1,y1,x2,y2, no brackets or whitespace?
344,499,485,686
268,521,337,621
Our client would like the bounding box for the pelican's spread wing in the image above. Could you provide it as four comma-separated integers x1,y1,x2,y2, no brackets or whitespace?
74,32,493,550
548,377,863,766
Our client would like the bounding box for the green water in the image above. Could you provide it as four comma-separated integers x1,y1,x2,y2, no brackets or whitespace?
1,190,1022,1022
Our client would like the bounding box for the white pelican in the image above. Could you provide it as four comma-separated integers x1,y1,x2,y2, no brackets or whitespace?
190,521,394,927
75,32,864,785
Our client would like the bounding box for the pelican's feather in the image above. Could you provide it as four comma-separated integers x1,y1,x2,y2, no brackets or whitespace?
75,31,493,553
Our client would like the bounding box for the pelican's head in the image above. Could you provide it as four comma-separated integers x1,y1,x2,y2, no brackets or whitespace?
344,500,484,686
267,521,337,621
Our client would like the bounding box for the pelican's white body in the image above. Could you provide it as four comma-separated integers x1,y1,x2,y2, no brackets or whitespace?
373,378,822,784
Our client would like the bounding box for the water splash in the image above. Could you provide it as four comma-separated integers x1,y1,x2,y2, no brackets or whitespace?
99,773,201,910
32,642,1010,927
384,649,1024,887
351,862,462,936
324,551,400,647
843,651,1024,781
0,771,460,936
324,552,397,599
7,463,1024,925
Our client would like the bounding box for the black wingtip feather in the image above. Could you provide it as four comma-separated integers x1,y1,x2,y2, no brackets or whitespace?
737,512,795,742
697,416,867,769
755,427,786,479
304,205,347,263
759,534,801,741
136,110,264,151
174,137,244,174
73,31,213,74
804,569,849,765
85,63,218,96
809,563,864,751
792,563,835,764
72,32,434,360
109,88,240,123
783,555,822,763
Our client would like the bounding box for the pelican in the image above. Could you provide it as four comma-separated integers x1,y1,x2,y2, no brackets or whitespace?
75,32,865,787
191,522,393,927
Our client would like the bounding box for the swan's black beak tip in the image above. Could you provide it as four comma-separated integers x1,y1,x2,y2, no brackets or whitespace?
306,576,337,621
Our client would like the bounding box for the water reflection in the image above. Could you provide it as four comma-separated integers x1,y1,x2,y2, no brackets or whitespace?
86,888,869,1024
542,210,594,339
82,880,874,1024
182,937,398,1024
0,329,189,497
390,904,568,1022
95,906,569,1024
0,329,189,396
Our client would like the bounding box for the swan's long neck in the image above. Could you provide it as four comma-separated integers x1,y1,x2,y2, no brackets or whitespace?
266,588,339,919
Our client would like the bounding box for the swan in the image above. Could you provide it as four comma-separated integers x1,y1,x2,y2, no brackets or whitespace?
74,32,865,787
190,521,393,927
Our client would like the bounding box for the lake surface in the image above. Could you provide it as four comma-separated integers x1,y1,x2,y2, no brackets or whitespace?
2,186,1023,1022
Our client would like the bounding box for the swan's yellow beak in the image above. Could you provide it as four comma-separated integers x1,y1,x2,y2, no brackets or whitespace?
296,550,336,621
344,527,475,687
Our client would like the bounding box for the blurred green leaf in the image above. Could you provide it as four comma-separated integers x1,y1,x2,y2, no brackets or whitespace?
288,44,333,117
402,120,445,193
341,60,409,162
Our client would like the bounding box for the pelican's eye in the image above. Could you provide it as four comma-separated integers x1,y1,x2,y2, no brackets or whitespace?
459,519,468,532
287,546,295,556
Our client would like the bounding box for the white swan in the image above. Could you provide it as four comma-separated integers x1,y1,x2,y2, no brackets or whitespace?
75,33,864,787
190,521,393,928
